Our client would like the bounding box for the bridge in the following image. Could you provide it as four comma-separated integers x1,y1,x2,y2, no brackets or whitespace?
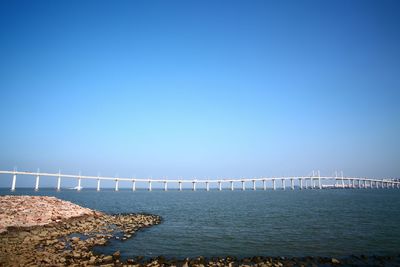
0,170,399,191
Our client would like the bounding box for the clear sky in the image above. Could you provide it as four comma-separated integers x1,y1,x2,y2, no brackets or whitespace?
0,0,399,187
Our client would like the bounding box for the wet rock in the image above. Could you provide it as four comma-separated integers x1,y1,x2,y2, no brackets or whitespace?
113,250,121,259
331,258,340,264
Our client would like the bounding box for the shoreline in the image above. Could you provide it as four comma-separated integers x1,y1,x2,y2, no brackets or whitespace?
1,196,399,266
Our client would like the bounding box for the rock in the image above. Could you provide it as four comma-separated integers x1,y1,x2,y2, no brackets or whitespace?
103,255,113,263
113,250,121,259
331,258,340,264
95,238,107,245
72,252,81,259
127,258,136,264
70,236,80,244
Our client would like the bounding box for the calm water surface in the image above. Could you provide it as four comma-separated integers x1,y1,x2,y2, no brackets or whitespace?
2,188,400,259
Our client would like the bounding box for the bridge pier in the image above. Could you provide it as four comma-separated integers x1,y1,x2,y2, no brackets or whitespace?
148,181,152,191
310,178,314,189
218,181,222,191
35,175,40,191
57,175,61,191
164,181,168,191
115,179,119,191
363,180,367,188
77,177,82,191
192,181,196,191
206,181,209,191
252,180,256,190
132,180,136,191
11,173,16,191
352,179,355,188
291,178,294,190
231,181,234,191
282,179,285,190
300,178,303,189
97,179,101,191
263,180,266,190
242,181,245,191
272,179,276,190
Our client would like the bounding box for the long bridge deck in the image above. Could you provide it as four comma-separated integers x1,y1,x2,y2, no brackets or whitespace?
0,170,399,191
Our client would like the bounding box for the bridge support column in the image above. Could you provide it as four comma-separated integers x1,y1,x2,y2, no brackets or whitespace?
263,180,266,190
300,179,303,189
318,178,322,189
352,179,355,188
35,175,40,191
252,180,256,190
311,178,314,189
148,181,152,191
218,181,222,191
77,177,82,191
341,178,345,188
97,179,101,191
282,179,285,190
179,181,182,191
11,173,16,191
363,180,367,188
291,178,294,190
164,181,168,191
206,182,209,191
242,181,245,191
57,176,61,191
231,181,234,191
272,179,276,190
115,179,119,191
132,180,136,191
192,182,196,191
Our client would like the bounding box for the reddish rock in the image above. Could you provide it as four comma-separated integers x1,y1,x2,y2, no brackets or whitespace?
0,196,100,233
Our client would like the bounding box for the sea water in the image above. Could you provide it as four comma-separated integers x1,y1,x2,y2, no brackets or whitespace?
2,188,400,259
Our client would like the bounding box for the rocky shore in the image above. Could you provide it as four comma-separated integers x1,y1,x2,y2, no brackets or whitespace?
0,195,161,266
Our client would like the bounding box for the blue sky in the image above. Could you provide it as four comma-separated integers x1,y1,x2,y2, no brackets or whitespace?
0,0,399,187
